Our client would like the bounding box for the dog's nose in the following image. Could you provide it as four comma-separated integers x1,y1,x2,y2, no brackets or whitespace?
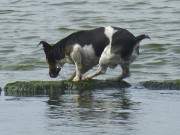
49,72,58,78
49,68,61,78
49,72,55,78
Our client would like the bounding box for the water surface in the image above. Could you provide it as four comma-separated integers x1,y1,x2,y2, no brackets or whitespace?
0,0,180,135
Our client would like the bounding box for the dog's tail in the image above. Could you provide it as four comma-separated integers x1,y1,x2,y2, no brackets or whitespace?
136,34,150,43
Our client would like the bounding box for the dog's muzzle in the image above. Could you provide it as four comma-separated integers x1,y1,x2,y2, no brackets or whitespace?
49,66,61,78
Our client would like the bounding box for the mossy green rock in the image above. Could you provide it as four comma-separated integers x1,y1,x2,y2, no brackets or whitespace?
4,80,130,96
4,79,180,96
142,80,180,90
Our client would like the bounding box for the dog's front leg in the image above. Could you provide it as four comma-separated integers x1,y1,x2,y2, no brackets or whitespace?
71,45,83,82
68,71,76,81
84,65,107,80
73,63,82,82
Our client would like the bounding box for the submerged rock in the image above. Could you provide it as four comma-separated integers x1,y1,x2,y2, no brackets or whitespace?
141,80,180,90
3,79,180,96
4,80,131,96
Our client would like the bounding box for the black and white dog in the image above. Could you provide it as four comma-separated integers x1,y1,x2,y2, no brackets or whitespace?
40,26,150,81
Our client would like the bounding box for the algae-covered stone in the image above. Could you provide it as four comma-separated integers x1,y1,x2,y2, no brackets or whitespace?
4,79,180,96
142,80,180,90
4,79,131,96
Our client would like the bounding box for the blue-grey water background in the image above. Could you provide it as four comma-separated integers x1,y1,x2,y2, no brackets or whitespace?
0,0,180,135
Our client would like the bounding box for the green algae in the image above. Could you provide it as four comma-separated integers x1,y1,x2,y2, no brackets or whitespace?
4,80,130,96
142,80,180,90
4,79,180,96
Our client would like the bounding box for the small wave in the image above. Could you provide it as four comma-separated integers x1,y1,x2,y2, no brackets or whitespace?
120,7,139,10
150,6,172,10
49,1,88,6
165,0,179,2
143,43,170,52
66,10,97,15
160,20,180,25
70,18,87,22
0,10,16,14
122,1,150,8
0,63,46,71
146,59,168,66
171,10,180,14
1,64,35,71
20,36,40,40
20,13,36,17
120,19,150,23
0,49,15,54
10,0,22,4
0,58,46,71
135,1,150,5
79,25,95,29
95,1,111,4
57,27,77,32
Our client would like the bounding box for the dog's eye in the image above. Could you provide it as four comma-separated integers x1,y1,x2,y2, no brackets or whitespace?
56,64,61,69
57,63,63,69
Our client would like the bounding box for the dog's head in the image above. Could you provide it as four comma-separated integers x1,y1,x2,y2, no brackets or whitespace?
39,41,64,78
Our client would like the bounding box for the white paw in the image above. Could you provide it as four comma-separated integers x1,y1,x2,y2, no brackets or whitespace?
82,75,92,80
72,76,80,82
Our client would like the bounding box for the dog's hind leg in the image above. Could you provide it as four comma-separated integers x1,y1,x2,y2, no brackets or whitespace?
106,64,130,81
119,64,130,80
84,65,107,80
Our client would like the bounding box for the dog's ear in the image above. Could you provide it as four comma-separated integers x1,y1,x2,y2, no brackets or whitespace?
39,41,51,49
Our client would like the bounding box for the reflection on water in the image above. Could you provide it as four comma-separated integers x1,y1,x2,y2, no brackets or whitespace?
1,86,180,135
45,88,139,134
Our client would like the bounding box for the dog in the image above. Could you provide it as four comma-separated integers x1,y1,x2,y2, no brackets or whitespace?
39,26,150,81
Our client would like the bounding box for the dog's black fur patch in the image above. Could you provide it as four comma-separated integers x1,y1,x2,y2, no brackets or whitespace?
54,27,109,57
51,27,148,59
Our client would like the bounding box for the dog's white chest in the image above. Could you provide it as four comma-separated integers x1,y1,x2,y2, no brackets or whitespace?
82,45,99,65
82,45,95,57
69,44,99,68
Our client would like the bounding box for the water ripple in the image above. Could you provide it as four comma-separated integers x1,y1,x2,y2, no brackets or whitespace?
0,10,17,14
49,1,88,6
0,0,179,81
